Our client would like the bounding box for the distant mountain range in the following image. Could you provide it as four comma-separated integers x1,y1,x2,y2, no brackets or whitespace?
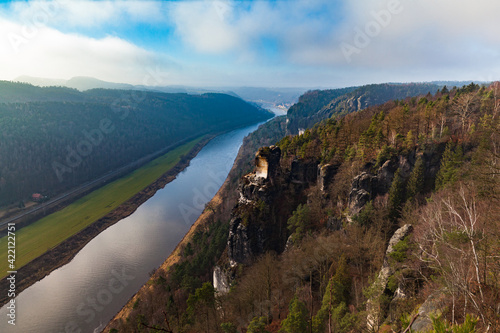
13,75,491,116
15,75,136,91
13,75,306,108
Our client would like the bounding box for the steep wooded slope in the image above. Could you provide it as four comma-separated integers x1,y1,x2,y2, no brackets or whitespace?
286,83,440,134
0,82,272,206
106,83,500,333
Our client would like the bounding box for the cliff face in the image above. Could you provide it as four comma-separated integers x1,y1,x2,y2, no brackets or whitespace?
254,146,281,180
348,150,442,219
224,144,447,325
347,157,404,217
227,146,321,266
366,224,414,331
228,146,442,266
228,146,285,266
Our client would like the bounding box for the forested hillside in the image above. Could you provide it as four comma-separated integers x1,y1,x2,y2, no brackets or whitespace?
106,82,500,332
225,83,446,187
0,81,85,103
0,82,272,207
286,83,440,134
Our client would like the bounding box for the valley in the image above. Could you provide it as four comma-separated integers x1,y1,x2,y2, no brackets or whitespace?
1,79,499,333
2,1,500,332
0,122,265,333
105,82,500,333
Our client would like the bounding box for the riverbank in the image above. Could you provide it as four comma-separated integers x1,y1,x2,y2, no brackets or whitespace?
103,158,235,332
0,134,206,233
103,124,262,331
102,117,286,332
0,136,212,308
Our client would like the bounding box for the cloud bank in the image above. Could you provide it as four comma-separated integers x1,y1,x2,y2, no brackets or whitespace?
1,0,500,87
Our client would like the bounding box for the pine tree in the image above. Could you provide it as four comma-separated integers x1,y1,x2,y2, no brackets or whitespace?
247,317,270,333
280,295,309,333
186,282,217,331
330,255,351,305
404,130,414,150
287,204,312,242
436,141,464,190
407,155,425,202
313,255,351,333
388,168,406,222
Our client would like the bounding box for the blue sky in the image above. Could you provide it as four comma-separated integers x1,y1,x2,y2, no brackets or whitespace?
1,0,500,88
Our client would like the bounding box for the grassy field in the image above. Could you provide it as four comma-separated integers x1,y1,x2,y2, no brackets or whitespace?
0,137,202,277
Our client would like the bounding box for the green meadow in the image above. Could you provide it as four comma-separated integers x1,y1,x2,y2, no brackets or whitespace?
0,137,202,277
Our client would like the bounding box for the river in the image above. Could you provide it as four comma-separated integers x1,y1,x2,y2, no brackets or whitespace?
0,122,262,333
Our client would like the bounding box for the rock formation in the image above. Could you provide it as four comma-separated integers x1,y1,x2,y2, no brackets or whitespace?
228,146,284,266
318,164,338,192
290,158,318,184
410,291,448,332
227,146,320,267
347,155,415,218
254,146,281,182
349,172,376,216
213,265,230,294
366,224,413,331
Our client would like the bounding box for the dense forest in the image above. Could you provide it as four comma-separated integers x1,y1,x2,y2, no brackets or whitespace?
226,83,448,186
106,82,500,332
0,82,272,207
0,81,86,103
286,83,440,135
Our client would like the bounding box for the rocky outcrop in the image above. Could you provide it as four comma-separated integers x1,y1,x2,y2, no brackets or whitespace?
228,146,285,266
367,224,413,331
410,290,448,332
213,266,230,294
375,159,397,194
318,164,338,192
228,146,316,267
238,174,271,205
348,155,414,218
255,146,281,181
349,172,376,215
228,219,254,266
386,224,413,254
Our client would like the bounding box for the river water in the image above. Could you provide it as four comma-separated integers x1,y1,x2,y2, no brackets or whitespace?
0,123,262,333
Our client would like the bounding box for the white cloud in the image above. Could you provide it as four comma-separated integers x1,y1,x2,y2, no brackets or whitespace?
0,17,170,84
2,0,500,87
327,0,500,69
170,1,241,54
170,0,500,66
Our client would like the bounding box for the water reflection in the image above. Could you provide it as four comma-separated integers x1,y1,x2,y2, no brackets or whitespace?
0,123,261,333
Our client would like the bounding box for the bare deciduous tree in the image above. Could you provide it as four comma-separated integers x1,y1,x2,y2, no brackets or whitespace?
491,82,500,119
416,184,487,326
454,94,478,133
